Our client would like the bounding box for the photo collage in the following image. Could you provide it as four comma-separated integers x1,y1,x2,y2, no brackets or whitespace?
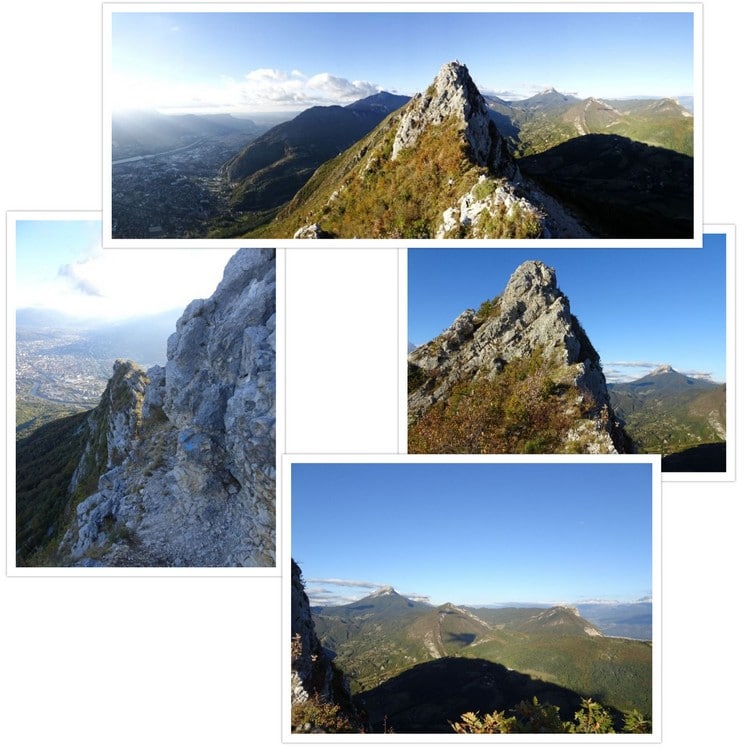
3,2,745,748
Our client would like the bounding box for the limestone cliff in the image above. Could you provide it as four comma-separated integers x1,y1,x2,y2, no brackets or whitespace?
291,560,334,707
57,248,276,567
291,560,360,732
408,260,630,454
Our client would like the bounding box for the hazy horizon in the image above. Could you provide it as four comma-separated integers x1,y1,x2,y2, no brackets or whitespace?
303,576,654,610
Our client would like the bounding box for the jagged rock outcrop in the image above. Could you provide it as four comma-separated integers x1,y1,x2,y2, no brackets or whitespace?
68,359,148,496
291,560,334,707
293,223,330,239
408,260,629,454
435,174,546,239
290,560,362,733
57,248,276,567
392,60,515,176
63,360,149,560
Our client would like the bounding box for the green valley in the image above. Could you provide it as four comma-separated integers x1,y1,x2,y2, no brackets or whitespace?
310,588,652,733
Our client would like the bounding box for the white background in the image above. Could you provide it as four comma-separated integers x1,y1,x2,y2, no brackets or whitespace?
2,1,747,747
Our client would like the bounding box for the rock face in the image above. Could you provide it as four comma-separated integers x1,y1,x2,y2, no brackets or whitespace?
291,560,361,732
392,60,515,176
408,260,629,454
291,560,334,707
68,359,148,496
58,248,276,567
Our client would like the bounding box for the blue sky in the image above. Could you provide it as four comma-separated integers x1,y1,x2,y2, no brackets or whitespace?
409,234,727,383
111,10,694,113
292,460,653,607
14,219,236,321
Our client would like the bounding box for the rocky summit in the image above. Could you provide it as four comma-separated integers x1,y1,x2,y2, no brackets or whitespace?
392,60,514,173
53,248,276,567
261,61,589,240
408,260,629,454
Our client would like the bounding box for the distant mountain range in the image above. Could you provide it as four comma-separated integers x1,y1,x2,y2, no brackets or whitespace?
486,88,693,157
608,365,726,471
308,585,651,732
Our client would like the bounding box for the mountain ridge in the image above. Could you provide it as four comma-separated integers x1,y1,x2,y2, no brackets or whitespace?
256,61,590,240
485,88,693,157
249,60,691,240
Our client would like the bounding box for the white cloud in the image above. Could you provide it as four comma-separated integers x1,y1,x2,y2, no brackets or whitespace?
603,361,663,383
304,577,432,608
114,68,383,114
402,592,432,604
682,370,717,382
58,262,105,298
308,577,387,589
20,247,237,322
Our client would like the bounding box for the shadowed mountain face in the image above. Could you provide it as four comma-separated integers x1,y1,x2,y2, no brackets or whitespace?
222,92,410,212
517,134,693,238
661,442,726,472
16,411,91,563
357,657,593,733
608,365,726,469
